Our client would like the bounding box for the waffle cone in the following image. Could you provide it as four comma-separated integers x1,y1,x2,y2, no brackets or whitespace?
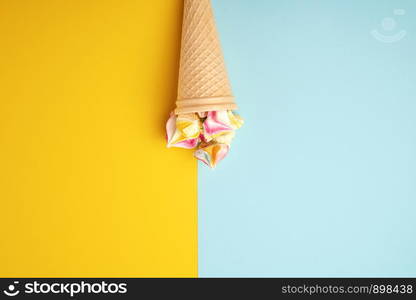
175,0,237,114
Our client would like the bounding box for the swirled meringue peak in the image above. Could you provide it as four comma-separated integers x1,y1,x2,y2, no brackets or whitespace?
166,110,243,168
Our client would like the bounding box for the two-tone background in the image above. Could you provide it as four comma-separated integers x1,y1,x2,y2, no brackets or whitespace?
1,0,415,277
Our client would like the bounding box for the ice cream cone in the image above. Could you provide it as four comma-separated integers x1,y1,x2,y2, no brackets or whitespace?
174,0,237,114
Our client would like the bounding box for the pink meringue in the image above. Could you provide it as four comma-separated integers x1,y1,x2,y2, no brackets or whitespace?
166,113,200,149
166,110,243,168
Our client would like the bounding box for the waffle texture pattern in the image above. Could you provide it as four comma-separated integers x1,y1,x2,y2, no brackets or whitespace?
175,0,237,114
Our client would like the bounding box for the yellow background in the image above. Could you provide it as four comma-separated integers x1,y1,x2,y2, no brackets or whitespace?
0,0,197,277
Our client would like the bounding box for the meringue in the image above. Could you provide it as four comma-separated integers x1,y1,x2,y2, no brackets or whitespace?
166,110,243,168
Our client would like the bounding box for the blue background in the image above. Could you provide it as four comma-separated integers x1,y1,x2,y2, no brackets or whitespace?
199,0,416,277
